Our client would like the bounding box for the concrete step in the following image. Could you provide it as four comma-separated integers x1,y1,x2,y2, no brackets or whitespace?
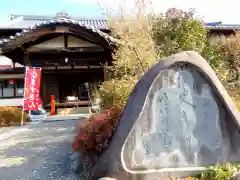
56,107,89,115
30,113,90,122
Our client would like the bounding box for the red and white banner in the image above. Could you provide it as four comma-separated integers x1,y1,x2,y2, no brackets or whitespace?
23,67,42,110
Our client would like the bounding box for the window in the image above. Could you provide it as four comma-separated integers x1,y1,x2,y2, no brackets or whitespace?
15,79,24,97
0,79,24,98
0,81,2,98
3,80,14,97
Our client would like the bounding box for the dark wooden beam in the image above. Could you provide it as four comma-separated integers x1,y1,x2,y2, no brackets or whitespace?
64,34,68,48
27,46,104,53
28,52,108,66
30,51,108,60
30,58,105,67
0,67,25,75
62,47,104,53
43,68,103,74
103,62,108,81
23,52,31,66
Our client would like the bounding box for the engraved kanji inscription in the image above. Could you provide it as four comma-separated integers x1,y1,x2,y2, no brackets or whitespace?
122,67,223,171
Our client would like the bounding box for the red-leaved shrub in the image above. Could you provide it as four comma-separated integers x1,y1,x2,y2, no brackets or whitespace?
72,106,123,154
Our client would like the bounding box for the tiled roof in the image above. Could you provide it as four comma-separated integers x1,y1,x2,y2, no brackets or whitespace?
2,13,109,30
0,18,119,48
1,13,240,31
205,22,240,30
0,13,239,50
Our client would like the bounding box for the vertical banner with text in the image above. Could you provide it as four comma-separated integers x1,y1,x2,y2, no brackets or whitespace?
23,67,42,111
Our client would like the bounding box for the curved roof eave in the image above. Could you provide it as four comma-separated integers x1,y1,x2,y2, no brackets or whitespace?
0,18,119,52
206,26,240,30
205,22,240,30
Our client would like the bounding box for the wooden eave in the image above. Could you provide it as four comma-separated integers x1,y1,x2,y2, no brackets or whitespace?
0,19,118,53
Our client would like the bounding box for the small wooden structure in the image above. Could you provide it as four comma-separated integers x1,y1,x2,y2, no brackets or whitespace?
206,22,240,35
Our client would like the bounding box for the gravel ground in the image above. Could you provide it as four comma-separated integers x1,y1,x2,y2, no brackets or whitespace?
0,120,82,180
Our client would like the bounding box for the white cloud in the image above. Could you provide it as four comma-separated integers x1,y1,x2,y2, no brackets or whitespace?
66,0,240,23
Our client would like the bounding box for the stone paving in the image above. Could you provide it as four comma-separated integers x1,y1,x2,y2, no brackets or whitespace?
0,120,82,180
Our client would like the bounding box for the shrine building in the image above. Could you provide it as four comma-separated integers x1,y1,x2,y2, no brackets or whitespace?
0,12,115,110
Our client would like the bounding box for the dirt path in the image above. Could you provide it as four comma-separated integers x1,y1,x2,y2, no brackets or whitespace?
0,120,82,180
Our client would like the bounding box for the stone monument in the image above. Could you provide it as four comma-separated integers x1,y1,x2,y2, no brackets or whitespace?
86,51,240,180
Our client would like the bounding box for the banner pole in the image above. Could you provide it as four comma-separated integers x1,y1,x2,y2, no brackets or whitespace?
21,66,28,126
20,107,24,126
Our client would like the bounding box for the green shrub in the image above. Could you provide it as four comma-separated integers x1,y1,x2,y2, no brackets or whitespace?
196,163,240,180
100,6,228,108
99,76,138,109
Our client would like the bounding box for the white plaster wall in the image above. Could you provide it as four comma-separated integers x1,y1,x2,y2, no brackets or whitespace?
31,36,65,49
68,35,97,47
27,35,99,51
0,74,24,79
0,98,23,107
0,55,13,66
0,55,24,107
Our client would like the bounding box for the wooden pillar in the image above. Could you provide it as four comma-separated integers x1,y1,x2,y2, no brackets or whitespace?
103,62,109,81
64,34,68,48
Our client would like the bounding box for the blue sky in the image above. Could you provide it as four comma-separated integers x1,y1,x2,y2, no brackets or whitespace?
0,0,239,23
0,0,104,21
